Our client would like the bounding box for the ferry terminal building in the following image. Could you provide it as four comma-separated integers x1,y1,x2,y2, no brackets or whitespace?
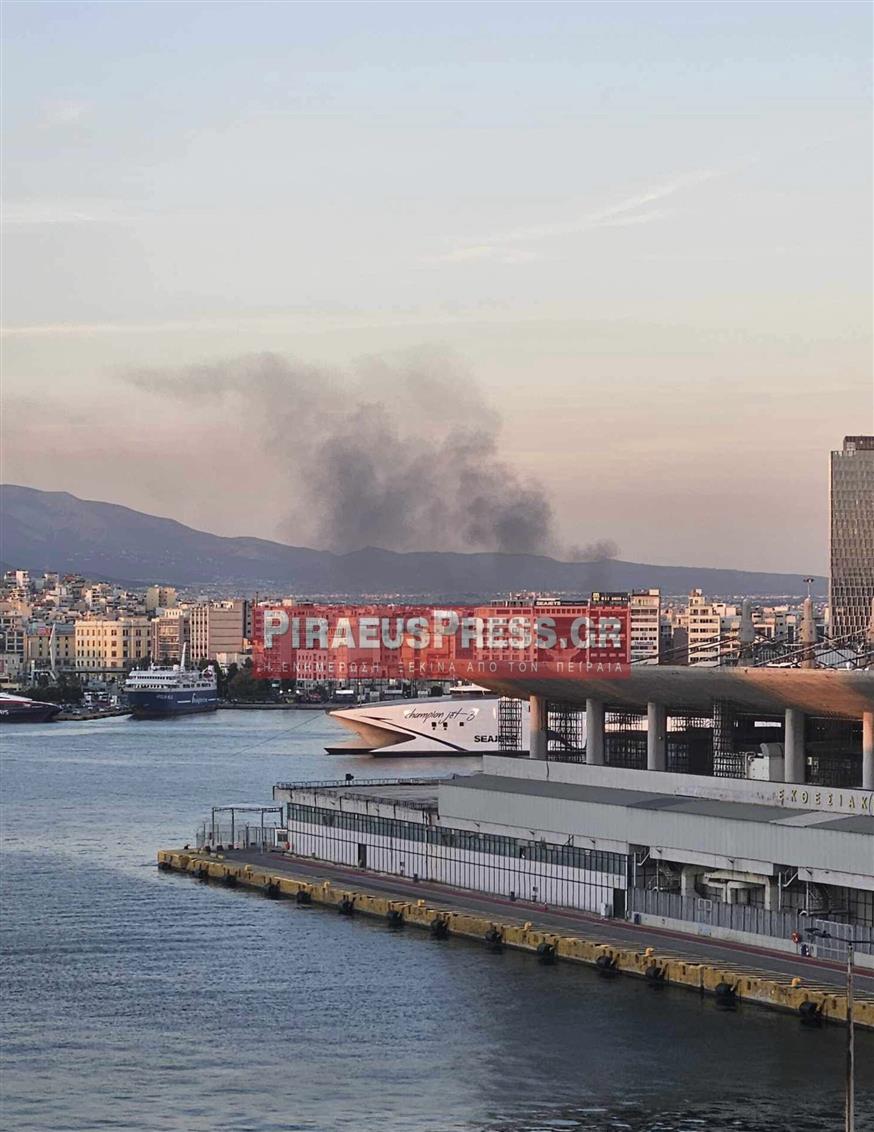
199,664,874,967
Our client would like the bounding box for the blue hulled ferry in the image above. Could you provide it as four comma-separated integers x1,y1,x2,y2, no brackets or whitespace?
125,651,219,719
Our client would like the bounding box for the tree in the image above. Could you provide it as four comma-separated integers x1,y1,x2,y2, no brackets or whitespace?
24,673,84,705
199,657,228,698
227,667,275,703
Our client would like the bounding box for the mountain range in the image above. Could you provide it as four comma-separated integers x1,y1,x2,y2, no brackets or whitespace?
0,485,825,598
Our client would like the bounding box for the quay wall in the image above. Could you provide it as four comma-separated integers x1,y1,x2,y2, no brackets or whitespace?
157,849,874,1031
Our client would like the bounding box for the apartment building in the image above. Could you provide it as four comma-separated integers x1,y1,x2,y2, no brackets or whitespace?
0,613,27,659
145,585,178,613
684,590,741,667
25,623,77,676
151,609,190,663
75,617,151,677
189,601,245,662
629,589,661,664
753,605,800,644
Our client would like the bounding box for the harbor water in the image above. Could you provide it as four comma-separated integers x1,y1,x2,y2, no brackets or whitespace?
1,711,872,1132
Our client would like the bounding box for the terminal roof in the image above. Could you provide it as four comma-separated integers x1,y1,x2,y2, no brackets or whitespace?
452,774,873,835
475,665,874,718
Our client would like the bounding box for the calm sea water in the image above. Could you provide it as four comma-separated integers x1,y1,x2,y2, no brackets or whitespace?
1,710,872,1132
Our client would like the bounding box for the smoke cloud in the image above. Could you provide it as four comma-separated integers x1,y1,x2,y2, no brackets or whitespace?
126,351,619,559
566,539,620,563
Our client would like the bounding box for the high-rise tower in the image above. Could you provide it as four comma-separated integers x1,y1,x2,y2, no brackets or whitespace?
829,435,874,641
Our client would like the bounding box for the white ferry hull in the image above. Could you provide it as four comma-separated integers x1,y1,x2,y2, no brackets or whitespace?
326,697,529,757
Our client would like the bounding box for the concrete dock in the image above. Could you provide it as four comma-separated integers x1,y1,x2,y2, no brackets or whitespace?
158,847,874,1031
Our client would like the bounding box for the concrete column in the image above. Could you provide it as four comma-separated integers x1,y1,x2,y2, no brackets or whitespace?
529,694,548,761
647,701,667,771
784,708,806,784
766,743,786,783
763,877,779,912
586,698,605,765
863,712,874,791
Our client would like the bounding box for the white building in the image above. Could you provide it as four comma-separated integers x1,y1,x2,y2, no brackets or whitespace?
685,590,741,666
629,589,660,664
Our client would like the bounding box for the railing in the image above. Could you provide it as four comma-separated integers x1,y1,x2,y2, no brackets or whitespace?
196,822,279,849
806,918,874,962
629,887,874,956
273,776,453,793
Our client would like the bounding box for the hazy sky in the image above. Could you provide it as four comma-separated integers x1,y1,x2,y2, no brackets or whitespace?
2,1,872,572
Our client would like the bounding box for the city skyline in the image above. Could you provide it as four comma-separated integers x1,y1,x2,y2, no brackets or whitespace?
3,1,872,572
2,8,873,1129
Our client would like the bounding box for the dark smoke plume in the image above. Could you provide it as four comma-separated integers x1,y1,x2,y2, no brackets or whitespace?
566,539,620,562
127,351,618,559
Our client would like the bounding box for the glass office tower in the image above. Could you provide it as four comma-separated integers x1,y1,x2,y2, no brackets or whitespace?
829,436,874,642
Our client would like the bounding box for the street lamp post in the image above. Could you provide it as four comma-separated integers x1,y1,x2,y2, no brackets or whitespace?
846,938,855,1132
805,928,864,1132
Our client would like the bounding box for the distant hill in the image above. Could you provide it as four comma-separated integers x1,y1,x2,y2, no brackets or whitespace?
0,485,826,598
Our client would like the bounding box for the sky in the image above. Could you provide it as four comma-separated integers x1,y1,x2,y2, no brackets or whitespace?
2,1,872,572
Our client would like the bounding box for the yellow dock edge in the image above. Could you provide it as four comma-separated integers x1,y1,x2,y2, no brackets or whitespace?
157,850,874,1031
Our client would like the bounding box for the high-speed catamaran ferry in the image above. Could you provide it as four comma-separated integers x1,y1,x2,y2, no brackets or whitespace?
326,685,534,756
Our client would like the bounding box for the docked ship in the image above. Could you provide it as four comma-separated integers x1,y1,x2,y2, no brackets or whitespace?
0,692,62,723
326,686,533,756
125,650,219,719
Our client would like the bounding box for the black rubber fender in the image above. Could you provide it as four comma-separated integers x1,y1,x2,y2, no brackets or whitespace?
644,964,665,986
430,917,450,939
714,981,738,1010
484,926,503,949
799,1000,823,1027
536,942,556,964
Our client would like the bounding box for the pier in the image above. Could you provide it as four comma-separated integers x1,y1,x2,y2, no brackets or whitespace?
157,847,874,1031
